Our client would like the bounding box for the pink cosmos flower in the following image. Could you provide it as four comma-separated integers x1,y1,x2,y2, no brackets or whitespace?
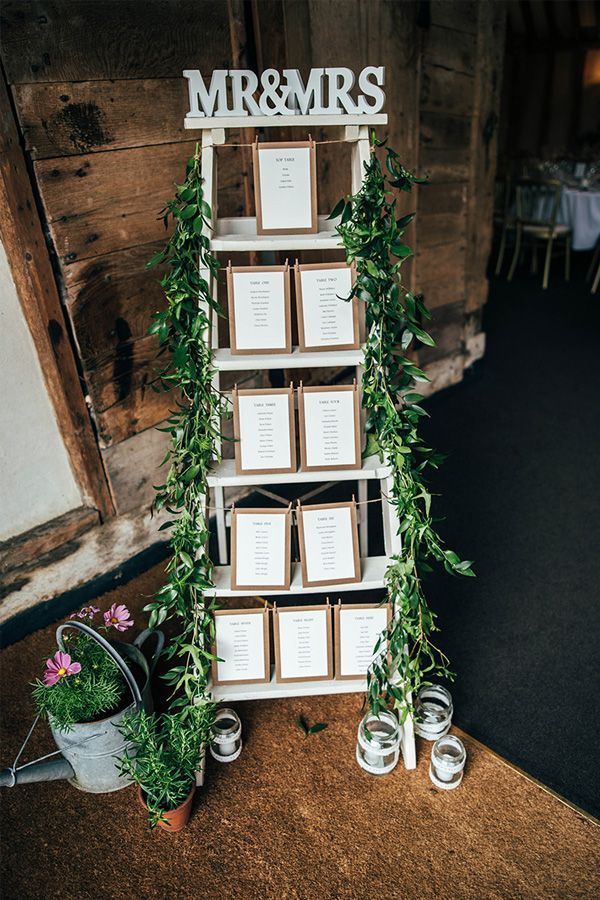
44,651,82,686
69,604,100,620
103,603,134,632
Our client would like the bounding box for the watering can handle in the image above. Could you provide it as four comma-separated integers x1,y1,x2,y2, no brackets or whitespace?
134,628,165,676
55,621,143,711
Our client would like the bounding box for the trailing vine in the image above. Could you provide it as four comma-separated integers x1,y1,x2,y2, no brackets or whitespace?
332,134,474,720
144,147,225,736
146,134,471,741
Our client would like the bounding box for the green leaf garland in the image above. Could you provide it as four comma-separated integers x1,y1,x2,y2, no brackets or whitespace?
334,134,475,722
145,147,225,738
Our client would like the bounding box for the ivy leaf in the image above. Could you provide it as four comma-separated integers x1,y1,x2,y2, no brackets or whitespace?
295,715,328,737
390,242,412,258
328,198,346,220
147,251,166,269
295,714,309,736
308,723,328,735
364,432,383,460
341,201,353,224
409,323,436,346
178,204,197,220
397,213,415,228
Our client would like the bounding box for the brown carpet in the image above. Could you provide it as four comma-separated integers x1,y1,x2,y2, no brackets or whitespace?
1,564,599,900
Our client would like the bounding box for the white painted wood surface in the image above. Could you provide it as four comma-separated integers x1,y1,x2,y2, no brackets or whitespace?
211,668,366,702
212,215,342,251
207,455,391,488
211,555,388,597
185,113,388,130
212,345,364,371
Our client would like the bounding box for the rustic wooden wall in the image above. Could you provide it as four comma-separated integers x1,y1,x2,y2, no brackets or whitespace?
0,0,505,536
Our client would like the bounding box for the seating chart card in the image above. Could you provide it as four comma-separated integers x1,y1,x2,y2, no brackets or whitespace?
227,263,292,355
211,608,270,685
295,262,359,352
296,501,361,588
334,603,391,680
233,386,296,475
274,604,333,683
298,383,361,472
231,507,292,592
253,140,317,235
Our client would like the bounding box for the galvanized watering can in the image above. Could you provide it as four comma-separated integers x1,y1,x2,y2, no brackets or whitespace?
0,620,164,793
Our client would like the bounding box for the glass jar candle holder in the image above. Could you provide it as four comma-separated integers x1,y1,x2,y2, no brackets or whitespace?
356,710,401,775
414,684,453,741
429,734,466,790
210,708,243,763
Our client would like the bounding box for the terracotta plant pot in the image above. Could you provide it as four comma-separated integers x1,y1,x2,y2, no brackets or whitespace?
137,784,196,833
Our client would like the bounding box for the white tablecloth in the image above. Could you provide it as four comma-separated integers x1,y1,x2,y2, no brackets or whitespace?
559,188,600,251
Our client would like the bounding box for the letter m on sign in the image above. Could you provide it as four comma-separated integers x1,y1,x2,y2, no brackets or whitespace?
183,70,228,117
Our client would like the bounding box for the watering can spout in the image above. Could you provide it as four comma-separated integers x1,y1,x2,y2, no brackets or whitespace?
0,756,74,787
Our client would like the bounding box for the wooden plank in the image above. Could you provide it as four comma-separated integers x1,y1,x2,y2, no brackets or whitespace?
420,64,475,117
416,241,466,310
0,507,98,574
465,330,486,367
63,242,165,366
274,0,420,214
84,335,174,448
103,425,170,515
0,0,232,84
12,79,188,158
0,73,115,517
0,506,170,627
424,25,477,76
420,147,470,182
465,0,506,315
35,141,194,264
420,111,471,150
418,208,467,248
94,385,171,449
418,181,467,216
419,353,464,397
35,140,246,264
419,301,465,365
429,1,479,34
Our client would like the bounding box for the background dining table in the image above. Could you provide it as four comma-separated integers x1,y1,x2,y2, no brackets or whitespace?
559,187,600,250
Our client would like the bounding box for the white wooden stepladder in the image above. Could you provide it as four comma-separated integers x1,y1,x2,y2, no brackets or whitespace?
188,113,416,770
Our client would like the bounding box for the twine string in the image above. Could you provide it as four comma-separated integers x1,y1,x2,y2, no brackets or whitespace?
202,493,390,513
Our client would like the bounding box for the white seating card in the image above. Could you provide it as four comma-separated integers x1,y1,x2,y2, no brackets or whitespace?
299,385,360,471
296,264,358,350
297,502,361,587
234,388,295,475
253,141,317,234
212,609,269,684
228,266,290,354
335,604,390,679
275,606,332,682
231,508,290,591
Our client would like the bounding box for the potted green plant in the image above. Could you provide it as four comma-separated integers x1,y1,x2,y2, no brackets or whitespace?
25,605,162,794
117,709,211,832
32,605,134,731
